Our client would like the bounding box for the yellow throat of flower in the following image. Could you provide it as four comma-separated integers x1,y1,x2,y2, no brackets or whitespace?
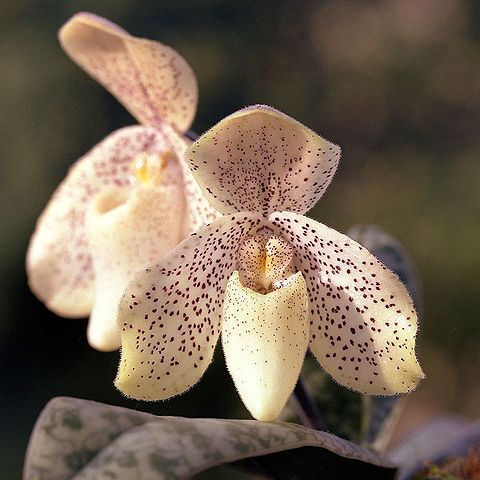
236,230,297,293
130,151,174,185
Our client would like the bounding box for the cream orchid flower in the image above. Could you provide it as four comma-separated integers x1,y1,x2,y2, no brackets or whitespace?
26,13,217,352
115,105,423,421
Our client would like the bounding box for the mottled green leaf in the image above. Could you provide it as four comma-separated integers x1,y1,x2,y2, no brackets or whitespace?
24,397,396,479
347,224,422,451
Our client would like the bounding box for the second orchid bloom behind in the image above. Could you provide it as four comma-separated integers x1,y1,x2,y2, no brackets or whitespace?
115,105,424,421
26,13,217,352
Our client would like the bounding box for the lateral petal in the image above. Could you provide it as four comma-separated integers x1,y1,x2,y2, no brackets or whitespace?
222,271,309,421
187,105,341,215
27,125,173,317
115,213,264,400
59,12,197,131
268,211,423,395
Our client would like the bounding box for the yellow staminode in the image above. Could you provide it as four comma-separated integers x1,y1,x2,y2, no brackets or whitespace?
131,151,174,184
237,233,295,293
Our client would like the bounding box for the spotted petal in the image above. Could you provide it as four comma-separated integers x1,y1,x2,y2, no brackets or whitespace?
85,178,186,351
59,12,198,131
268,211,424,395
187,105,341,216
115,213,264,400
176,141,222,233
222,271,309,421
26,125,183,317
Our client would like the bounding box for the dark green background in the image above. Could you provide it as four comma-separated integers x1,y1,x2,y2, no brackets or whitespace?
1,0,479,477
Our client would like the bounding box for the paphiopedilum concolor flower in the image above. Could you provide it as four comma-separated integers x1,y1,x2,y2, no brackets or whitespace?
115,105,423,421
26,13,217,352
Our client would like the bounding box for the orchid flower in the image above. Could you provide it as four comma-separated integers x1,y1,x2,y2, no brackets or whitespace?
115,105,423,421
26,13,217,352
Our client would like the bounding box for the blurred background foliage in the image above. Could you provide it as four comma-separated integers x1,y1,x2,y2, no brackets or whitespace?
1,0,479,477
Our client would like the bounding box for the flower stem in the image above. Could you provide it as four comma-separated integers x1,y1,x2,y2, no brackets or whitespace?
185,129,199,141
293,376,327,431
